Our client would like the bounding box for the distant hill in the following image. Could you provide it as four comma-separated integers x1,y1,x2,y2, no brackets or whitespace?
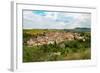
64,27,91,32
74,27,91,32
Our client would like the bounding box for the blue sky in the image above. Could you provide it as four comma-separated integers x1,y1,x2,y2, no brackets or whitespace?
23,10,91,29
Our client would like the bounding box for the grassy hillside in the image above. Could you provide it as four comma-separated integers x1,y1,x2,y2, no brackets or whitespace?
23,29,91,62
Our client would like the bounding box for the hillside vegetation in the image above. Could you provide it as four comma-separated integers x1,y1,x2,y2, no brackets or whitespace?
23,29,91,62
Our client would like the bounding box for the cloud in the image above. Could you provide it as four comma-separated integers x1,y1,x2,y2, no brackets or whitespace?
23,11,66,29
23,10,91,29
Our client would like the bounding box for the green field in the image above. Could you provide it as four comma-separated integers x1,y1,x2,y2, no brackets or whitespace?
23,29,91,62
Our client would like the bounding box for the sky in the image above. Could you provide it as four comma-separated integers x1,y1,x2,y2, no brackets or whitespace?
23,10,91,29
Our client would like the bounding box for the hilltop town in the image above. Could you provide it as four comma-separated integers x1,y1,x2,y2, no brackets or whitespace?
26,31,85,46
